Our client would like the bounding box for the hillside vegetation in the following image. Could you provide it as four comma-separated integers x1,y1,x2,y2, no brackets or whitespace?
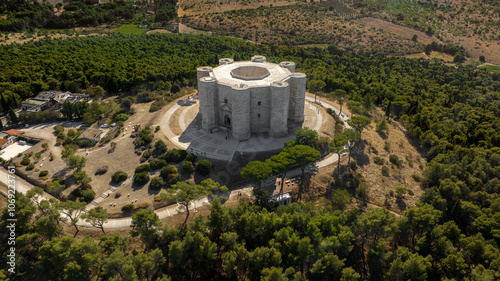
0,33,500,280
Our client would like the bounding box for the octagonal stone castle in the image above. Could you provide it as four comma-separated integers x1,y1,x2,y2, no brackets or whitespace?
197,56,307,141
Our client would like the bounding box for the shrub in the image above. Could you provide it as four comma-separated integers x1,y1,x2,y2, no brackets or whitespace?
382,165,390,175
150,159,167,171
169,174,182,185
373,156,384,165
160,165,177,179
122,204,134,212
26,164,35,171
411,173,422,182
133,171,150,185
135,164,151,174
186,153,197,162
111,171,128,183
76,139,94,148
376,119,389,132
39,170,49,177
163,149,187,163
389,154,402,167
54,125,64,134
35,152,42,159
81,189,96,203
150,177,164,190
384,141,390,152
67,130,76,138
142,150,152,159
196,160,213,176
115,113,129,122
154,140,167,154
95,166,108,175
182,161,195,173
356,182,368,197
395,186,406,198
150,99,166,112
20,158,31,166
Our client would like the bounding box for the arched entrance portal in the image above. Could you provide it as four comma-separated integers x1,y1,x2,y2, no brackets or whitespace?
224,114,231,126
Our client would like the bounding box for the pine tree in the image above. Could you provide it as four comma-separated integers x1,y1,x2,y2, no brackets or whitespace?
8,108,19,124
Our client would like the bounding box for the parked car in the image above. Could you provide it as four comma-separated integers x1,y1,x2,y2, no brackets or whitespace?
101,124,109,128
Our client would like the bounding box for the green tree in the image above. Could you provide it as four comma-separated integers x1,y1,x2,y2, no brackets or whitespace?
82,206,108,234
376,119,389,132
265,151,295,195
155,139,167,154
150,177,164,190
348,115,371,134
73,170,92,186
195,159,213,176
57,201,86,237
308,79,326,103
130,209,162,249
168,182,206,224
241,160,273,189
295,127,319,148
182,160,195,173
285,145,321,201
111,170,128,183
8,108,19,124
310,253,345,280
341,267,361,281
330,189,352,210
332,89,347,115
330,133,348,179
343,129,361,167
65,154,86,170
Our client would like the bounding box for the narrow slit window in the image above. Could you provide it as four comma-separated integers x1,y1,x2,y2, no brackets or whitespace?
258,101,262,106
258,113,261,118
224,98,228,104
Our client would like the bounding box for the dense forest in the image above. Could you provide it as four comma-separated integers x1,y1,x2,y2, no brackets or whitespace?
0,33,500,280
0,0,177,31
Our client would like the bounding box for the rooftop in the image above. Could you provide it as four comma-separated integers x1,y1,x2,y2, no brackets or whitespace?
4,129,24,135
212,61,292,87
0,139,8,147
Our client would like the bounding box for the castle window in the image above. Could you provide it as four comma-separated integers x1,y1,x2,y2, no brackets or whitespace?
224,98,228,104
258,113,261,118
258,101,262,106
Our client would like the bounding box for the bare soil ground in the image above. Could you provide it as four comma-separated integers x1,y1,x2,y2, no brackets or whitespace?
182,6,423,55
178,0,298,16
79,101,165,210
355,17,443,45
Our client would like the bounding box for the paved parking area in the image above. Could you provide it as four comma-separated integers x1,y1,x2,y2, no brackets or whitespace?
160,98,323,161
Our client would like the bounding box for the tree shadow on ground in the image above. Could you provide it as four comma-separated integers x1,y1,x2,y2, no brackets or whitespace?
53,167,69,179
377,131,388,140
396,197,407,211
351,141,370,168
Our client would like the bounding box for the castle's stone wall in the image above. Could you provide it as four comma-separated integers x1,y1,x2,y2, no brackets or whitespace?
231,84,251,140
197,57,306,141
199,76,218,131
288,72,307,123
249,86,271,133
270,81,290,137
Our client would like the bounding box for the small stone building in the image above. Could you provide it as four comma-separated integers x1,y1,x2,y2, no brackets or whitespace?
197,56,307,141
